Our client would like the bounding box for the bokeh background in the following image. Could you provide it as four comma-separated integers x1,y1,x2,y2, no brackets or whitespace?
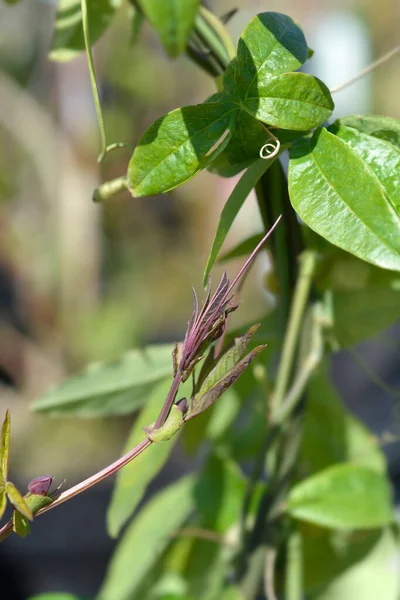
0,0,399,597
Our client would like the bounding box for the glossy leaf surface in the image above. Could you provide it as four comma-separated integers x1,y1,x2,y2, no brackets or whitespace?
289,127,400,271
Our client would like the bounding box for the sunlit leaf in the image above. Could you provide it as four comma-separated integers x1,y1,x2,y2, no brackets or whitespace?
49,0,121,62
128,98,238,197
138,0,199,57
32,344,174,417
107,379,180,537
99,476,195,600
6,482,33,521
289,127,400,271
287,464,394,530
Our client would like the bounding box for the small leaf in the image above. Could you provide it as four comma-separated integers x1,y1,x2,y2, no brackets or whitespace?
287,464,394,530
289,128,400,271
6,482,33,521
13,510,30,538
230,12,309,97
49,0,121,62
100,475,195,600
107,380,180,537
32,344,174,417
128,98,238,197
186,345,265,420
203,157,276,286
13,493,53,538
0,410,10,482
194,454,246,532
138,0,199,57
244,72,334,131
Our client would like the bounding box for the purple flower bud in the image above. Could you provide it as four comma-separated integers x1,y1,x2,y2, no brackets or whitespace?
175,397,188,414
28,475,53,496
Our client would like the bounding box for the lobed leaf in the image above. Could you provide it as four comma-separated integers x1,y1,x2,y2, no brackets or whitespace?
128,98,238,197
100,475,195,600
31,344,174,417
289,127,400,271
49,0,121,62
107,379,180,538
287,464,394,530
138,0,199,57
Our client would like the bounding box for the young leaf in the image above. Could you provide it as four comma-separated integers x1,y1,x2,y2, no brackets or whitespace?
186,345,265,420
289,128,400,271
128,98,238,197
287,464,394,530
138,0,199,57
329,118,400,214
49,0,121,62
243,72,334,131
31,344,174,417
6,482,33,521
107,380,180,538
0,410,10,482
100,475,195,600
230,12,309,98
203,157,276,286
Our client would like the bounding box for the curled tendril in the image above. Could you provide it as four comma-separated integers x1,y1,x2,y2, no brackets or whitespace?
259,138,280,160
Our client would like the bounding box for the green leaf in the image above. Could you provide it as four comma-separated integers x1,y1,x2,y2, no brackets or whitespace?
31,344,174,417
230,12,308,96
99,475,195,600
221,587,244,600
13,493,53,538
49,0,121,62
186,345,265,420
289,127,400,271
28,595,82,600
299,364,386,474
138,0,199,57
287,464,394,530
205,388,241,441
302,526,399,599
107,379,180,537
0,410,10,482
336,114,400,147
0,490,6,521
6,482,33,521
244,72,334,130
128,98,238,197
194,454,246,532
203,157,276,286
208,111,267,177
329,118,400,214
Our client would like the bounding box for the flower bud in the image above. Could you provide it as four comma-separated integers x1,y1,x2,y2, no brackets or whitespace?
28,475,53,496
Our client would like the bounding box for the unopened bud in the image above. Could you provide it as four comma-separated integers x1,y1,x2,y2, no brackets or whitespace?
28,475,53,496
175,398,188,414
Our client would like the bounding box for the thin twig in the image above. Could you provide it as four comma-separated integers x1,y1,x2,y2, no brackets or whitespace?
330,45,400,93
264,547,278,600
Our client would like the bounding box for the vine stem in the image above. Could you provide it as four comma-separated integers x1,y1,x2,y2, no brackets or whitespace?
330,44,400,93
0,436,152,542
81,0,107,162
270,251,317,420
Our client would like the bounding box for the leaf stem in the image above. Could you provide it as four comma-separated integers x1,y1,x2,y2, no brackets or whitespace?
92,176,128,202
81,0,107,162
271,251,317,420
